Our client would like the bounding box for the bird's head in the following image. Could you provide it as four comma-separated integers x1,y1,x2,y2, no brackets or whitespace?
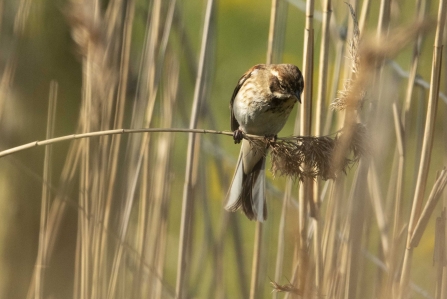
269,64,304,103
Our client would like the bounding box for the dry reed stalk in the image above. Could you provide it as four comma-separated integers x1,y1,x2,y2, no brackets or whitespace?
78,140,91,299
0,57,16,122
130,2,177,297
175,0,215,297
321,176,345,295
392,102,405,238
325,6,363,296
273,179,293,299
177,47,228,296
328,3,433,297
13,0,32,35
192,162,218,299
406,6,446,243
291,0,314,296
149,55,179,299
34,81,58,299
367,163,390,257
66,0,130,296
410,169,447,247
0,129,234,158
388,5,427,288
100,0,135,291
312,1,331,294
399,0,447,297
270,1,301,295
377,0,391,37
323,38,344,136
384,103,405,296
74,222,82,299
266,0,279,64
131,148,150,298
70,1,127,296
358,0,371,34
435,209,446,299
402,0,427,126
229,215,250,298
248,0,285,297
76,1,108,296
441,25,447,299
26,139,82,299
77,2,100,291
106,148,144,298
203,153,227,298
249,222,263,299
315,0,331,137
199,110,243,298
343,160,370,299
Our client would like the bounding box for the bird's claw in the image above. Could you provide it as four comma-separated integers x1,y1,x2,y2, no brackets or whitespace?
264,134,277,143
233,130,244,144
264,134,277,147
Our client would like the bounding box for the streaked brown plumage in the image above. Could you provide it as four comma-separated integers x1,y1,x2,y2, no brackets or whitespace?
225,64,304,221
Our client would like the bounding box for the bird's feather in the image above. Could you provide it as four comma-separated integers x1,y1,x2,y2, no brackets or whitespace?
230,64,265,131
225,140,267,221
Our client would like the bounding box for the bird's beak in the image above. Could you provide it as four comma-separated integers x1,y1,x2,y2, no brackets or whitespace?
295,90,302,104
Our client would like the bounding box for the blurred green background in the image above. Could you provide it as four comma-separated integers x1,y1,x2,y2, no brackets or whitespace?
0,0,446,298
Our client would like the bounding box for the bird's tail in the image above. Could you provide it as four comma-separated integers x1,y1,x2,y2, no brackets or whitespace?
225,141,267,221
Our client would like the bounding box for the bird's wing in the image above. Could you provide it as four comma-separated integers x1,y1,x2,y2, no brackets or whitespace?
230,64,265,131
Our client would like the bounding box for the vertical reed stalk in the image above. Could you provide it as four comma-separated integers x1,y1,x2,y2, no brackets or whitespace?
435,209,446,299
441,26,447,298
315,0,331,136
34,81,58,299
323,39,344,136
313,0,331,295
269,1,296,296
26,140,82,299
251,0,284,297
399,0,447,297
358,0,371,34
387,104,405,296
293,0,314,295
390,6,426,276
175,0,215,297
345,160,370,299
249,223,263,299
273,179,292,299
102,0,135,251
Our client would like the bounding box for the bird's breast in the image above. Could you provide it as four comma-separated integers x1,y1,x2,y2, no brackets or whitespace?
233,90,296,136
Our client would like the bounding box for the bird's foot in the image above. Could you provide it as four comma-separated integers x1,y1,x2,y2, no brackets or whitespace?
233,129,244,144
264,134,277,147
264,134,277,142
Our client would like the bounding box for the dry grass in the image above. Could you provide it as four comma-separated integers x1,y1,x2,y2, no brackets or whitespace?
0,0,447,299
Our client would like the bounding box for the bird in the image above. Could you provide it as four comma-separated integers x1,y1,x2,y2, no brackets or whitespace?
225,64,304,221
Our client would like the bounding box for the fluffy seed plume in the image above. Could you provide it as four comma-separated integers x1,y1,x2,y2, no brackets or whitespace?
246,123,368,181
331,3,363,111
